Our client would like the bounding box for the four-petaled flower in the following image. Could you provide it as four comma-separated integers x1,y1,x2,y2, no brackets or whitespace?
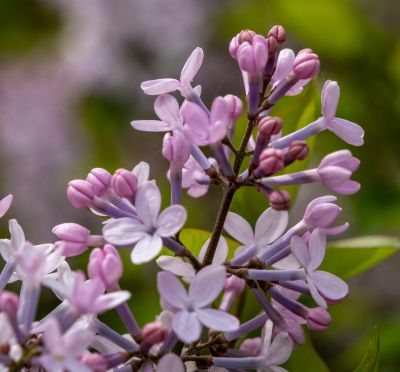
103,182,187,264
140,47,203,98
157,266,240,343
290,229,348,308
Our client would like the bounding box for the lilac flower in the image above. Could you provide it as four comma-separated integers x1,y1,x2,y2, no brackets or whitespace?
270,48,310,96
157,266,239,343
131,94,185,133
157,353,185,372
37,317,94,372
182,97,230,146
0,194,13,218
318,80,364,146
156,236,228,281
103,182,187,264
290,229,348,308
212,320,292,371
140,47,203,98
181,156,213,197
224,208,289,264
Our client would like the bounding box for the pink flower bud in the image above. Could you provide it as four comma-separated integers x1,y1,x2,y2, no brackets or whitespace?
86,168,112,196
229,29,257,59
223,94,243,119
240,337,262,356
0,291,19,317
258,116,282,137
111,169,138,199
288,140,309,161
293,50,320,79
88,244,122,288
306,307,332,332
224,275,245,296
267,25,286,43
81,353,107,372
142,321,168,346
268,189,291,211
52,223,90,257
162,131,191,168
303,196,342,228
67,180,95,209
253,148,284,177
237,35,269,74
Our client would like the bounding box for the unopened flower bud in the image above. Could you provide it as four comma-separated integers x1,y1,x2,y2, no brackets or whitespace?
81,353,107,372
162,131,191,169
269,189,291,210
224,275,245,295
52,223,90,257
237,35,269,74
111,169,138,199
306,307,332,332
267,25,286,43
258,116,282,137
223,94,243,119
303,196,342,228
142,321,168,346
253,148,284,177
238,29,256,44
240,337,262,356
0,291,19,317
293,50,320,79
86,168,112,197
67,180,95,209
88,244,122,288
288,140,309,161
266,35,279,55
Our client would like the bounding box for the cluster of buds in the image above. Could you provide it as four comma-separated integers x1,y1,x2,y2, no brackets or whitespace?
0,24,365,371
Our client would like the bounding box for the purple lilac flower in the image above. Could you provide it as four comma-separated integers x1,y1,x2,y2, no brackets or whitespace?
103,182,187,264
290,229,348,308
157,266,239,343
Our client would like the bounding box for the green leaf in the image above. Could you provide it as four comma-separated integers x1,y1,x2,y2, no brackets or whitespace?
320,236,399,279
284,331,330,372
354,327,380,372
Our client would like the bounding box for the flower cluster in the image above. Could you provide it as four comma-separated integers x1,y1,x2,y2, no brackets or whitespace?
0,24,363,371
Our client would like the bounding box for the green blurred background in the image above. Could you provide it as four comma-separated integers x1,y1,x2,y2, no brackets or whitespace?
0,0,399,370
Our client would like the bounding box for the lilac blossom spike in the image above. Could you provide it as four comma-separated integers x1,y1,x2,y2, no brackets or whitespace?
103,182,187,264
140,47,203,100
157,266,239,343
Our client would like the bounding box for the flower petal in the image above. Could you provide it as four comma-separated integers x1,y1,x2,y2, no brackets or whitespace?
157,271,188,311
198,237,228,265
131,120,171,132
196,308,239,332
224,212,254,246
132,162,150,185
154,94,181,124
328,118,364,146
182,102,210,140
156,205,187,237
135,182,161,227
308,229,326,271
103,218,146,246
210,97,229,125
330,180,360,195
311,271,348,301
255,209,289,246
321,80,340,120
180,47,204,84
189,265,226,308
141,79,180,95
0,195,12,218
265,332,292,366
95,291,131,314
172,310,201,343
290,236,310,268
308,280,327,308
9,219,25,251
271,48,295,86
42,318,62,350
157,353,185,372
156,256,195,278
130,234,163,264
